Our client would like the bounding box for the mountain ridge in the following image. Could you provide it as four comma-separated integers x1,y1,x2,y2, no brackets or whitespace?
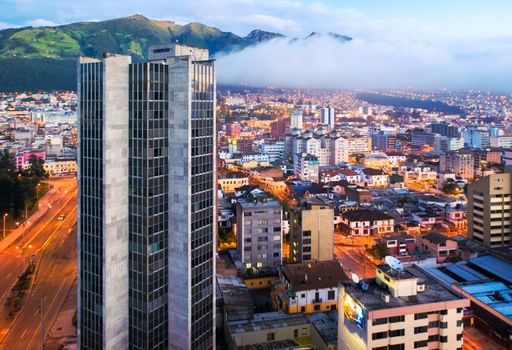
0,14,352,91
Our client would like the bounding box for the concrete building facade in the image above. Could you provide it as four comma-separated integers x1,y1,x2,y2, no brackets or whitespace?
468,173,512,247
78,43,216,350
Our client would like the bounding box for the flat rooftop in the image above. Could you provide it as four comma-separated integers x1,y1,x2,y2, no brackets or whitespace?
458,281,512,322
468,255,512,284
238,196,281,209
227,312,309,334
344,265,462,312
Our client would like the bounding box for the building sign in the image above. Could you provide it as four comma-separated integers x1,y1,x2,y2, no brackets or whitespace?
343,293,366,330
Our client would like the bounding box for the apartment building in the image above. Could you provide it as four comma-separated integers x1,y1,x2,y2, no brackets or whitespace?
338,265,469,350
289,197,334,263
236,193,283,268
468,173,512,247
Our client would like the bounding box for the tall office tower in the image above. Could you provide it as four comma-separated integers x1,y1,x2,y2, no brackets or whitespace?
468,173,512,247
320,106,335,129
78,43,216,350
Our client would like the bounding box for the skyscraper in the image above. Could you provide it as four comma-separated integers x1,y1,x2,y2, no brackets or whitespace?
78,43,216,350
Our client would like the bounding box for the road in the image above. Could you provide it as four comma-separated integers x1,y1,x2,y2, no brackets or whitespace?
334,232,377,279
0,176,77,348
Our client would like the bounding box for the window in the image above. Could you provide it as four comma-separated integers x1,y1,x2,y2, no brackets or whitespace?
372,347,387,350
267,333,275,341
314,304,320,311
389,329,405,337
388,345,405,350
440,322,448,329
372,318,387,326
328,290,335,300
372,331,387,340
414,340,428,348
389,316,405,323
440,335,448,343
294,329,298,338
456,308,463,313
457,333,463,341
428,321,439,328
300,306,305,312
428,335,439,342
440,309,448,315
456,320,463,327
303,230,311,237
414,313,428,320
414,326,427,334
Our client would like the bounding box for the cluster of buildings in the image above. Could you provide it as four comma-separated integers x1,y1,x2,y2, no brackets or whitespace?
214,87,512,349
0,91,77,175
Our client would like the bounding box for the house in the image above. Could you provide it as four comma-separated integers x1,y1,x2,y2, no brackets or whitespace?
359,168,389,188
218,172,250,193
416,232,459,263
339,169,359,184
340,210,395,236
273,260,347,314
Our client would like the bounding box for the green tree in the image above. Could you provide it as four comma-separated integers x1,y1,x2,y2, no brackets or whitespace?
367,241,388,261
442,182,459,195
26,155,48,180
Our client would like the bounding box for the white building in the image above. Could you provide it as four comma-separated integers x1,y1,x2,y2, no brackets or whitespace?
294,153,319,182
320,106,335,129
290,110,303,129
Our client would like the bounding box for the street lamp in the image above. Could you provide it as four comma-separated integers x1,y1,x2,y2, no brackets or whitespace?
3,213,7,239
36,183,41,206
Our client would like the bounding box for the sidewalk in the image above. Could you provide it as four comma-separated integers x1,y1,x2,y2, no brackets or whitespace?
0,186,59,253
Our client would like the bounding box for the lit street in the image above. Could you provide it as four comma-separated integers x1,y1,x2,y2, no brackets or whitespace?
0,176,77,349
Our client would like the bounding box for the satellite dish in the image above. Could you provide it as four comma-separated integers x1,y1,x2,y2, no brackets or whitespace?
352,273,360,284
385,256,404,271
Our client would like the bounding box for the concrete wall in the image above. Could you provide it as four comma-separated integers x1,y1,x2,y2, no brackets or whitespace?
102,54,131,350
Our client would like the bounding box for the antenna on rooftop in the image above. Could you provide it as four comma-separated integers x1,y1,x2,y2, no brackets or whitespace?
385,256,404,271
385,255,404,280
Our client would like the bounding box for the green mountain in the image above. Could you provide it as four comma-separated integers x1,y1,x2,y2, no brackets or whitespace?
0,15,351,91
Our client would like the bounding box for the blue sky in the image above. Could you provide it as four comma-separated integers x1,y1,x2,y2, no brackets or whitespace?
1,0,511,39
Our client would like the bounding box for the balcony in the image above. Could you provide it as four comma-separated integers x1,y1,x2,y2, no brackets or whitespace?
312,297,322,304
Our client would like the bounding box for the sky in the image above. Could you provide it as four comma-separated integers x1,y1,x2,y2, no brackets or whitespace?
1,0,512,91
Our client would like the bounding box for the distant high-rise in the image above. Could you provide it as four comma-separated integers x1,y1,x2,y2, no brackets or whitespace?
321,106,335,129
78,43,216,350
468,173,512,247
290,110,303,129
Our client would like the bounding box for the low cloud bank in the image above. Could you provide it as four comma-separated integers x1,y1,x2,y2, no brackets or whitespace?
216,35,512,91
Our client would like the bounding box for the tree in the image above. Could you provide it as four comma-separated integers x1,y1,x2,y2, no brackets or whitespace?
26,155,48,180
442,182,459,195
367,241,388,261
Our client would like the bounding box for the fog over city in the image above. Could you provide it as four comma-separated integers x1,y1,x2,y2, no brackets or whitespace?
217,34,512,91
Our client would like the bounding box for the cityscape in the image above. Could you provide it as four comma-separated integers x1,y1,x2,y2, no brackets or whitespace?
0,1,511,350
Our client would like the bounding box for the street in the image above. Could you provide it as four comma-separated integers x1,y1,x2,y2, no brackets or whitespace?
334,232,377,279
0,176,77,349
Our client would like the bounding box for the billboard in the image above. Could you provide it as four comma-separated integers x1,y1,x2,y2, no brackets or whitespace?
343,293,366,330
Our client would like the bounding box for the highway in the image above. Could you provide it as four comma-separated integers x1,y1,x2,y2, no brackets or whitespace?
0,176,77,349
